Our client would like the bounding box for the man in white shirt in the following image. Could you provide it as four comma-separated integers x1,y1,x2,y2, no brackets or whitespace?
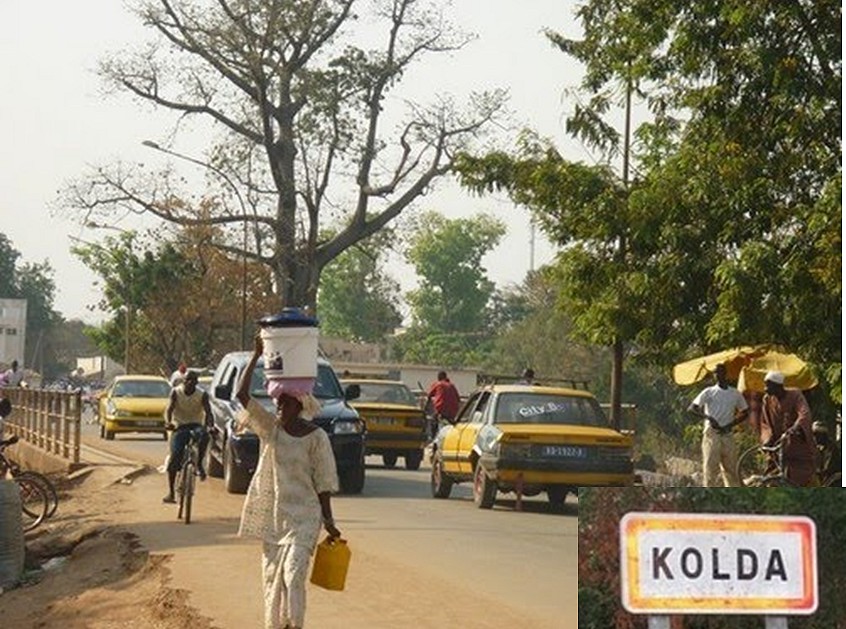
2,360,24,387
688,362,749,486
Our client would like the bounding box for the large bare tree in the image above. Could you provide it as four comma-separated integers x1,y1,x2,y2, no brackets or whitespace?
64,0,506,309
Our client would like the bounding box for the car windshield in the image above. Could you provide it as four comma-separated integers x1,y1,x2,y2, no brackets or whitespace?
113,380,171,398
354,382,418,405
249,363,343,400
493,392,608,427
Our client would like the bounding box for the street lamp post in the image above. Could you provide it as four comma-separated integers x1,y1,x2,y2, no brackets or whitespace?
142,140,251,349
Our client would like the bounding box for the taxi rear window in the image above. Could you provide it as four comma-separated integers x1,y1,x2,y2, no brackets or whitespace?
494,393,607,427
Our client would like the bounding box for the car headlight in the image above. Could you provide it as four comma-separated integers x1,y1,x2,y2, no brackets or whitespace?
333,420,363,434
106,401,132,417
477,426,503,454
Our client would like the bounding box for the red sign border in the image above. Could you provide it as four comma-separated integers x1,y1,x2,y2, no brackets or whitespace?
619,512,818,615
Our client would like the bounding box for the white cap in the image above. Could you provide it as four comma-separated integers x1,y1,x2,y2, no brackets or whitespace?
764,371,785,385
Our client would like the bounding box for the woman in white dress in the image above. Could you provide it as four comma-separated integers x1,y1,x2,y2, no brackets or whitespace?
236,335,342,629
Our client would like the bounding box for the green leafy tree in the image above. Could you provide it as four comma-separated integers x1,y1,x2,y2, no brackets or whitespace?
62,0,506,312
389,211,505,366
317,229,402,343
458,0,842,420
405,211,506,333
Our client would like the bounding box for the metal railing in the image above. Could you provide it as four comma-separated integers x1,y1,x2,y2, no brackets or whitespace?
0,387,82,464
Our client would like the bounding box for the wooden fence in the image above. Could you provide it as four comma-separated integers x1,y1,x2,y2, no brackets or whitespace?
0,387,82,464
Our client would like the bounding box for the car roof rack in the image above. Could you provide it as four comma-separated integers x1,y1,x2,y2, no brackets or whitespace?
476,373,591,390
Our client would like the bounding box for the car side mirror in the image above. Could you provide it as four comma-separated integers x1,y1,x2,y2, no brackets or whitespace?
214,384,232,400
344,384,361,401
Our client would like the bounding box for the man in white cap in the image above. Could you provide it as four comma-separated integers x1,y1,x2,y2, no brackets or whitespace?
688,362,749,486
759,370,817,486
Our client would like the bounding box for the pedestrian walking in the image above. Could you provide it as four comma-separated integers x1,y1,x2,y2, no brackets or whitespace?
236,335,341,629
688,363,749,487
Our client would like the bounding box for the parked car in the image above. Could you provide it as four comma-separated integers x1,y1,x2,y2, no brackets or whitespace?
206,352,366,494
340,378,427,470
430,384,634,509
97,375,171,440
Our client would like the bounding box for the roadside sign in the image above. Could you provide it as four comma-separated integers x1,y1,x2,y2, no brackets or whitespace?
620,512,817,615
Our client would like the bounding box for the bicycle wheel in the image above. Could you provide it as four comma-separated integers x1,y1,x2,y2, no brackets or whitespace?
182,461,195,525
16,471,58,518
737,445,771,487
15,476,48,532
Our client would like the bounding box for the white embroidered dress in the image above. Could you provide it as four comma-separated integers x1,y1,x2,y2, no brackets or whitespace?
237,399,338,549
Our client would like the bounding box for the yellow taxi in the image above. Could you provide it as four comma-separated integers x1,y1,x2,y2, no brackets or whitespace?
341,379,427,470
97,375,172,440
430,384,634,508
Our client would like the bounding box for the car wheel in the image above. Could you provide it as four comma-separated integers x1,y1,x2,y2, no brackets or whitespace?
430,455,453,499
161,432,168,441
472,463,496,509
547,487,568,509
99,422,105,439
405,450,423,471
105,430,115,441
339,463,365,494
223,439,250,494
382,453,398,468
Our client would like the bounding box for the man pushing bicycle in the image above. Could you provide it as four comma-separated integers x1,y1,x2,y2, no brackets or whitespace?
163,370,215,504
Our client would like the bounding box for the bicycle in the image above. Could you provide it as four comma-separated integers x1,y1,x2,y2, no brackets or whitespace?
0,435,59,518
0,436,51,531
169,425,206,525
737,431,840,487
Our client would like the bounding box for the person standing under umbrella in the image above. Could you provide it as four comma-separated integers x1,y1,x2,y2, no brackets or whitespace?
688,363,749,486
758,370,817,486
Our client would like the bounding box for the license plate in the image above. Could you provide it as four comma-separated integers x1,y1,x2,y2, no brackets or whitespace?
543,445,587,458
137,420,162,427
370,417,397,425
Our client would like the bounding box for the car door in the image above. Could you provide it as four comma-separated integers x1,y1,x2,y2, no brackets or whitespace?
441,392,480,474
457,391,492,474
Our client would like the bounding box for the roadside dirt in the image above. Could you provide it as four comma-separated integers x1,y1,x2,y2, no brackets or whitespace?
1,463,561,629
1,465,215,629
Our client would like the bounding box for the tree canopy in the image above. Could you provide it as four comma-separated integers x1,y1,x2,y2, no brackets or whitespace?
457,0,842,401
62,0,506,313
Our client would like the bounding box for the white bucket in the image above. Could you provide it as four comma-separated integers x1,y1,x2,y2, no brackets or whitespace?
260,326,319,380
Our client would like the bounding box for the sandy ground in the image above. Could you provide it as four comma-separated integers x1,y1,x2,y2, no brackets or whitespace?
1,465,216,629
1,462,567,629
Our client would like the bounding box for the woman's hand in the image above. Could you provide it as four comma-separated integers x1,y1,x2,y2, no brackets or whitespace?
324,520,341,540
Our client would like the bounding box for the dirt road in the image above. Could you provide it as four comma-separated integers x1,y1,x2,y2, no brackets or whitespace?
1,438,578,628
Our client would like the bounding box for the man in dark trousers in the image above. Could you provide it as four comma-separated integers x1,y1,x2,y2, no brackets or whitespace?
425,371,461,440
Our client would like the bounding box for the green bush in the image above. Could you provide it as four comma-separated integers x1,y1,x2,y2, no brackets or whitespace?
578,587,615,629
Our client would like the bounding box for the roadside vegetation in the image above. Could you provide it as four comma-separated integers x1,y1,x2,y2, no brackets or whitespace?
1,0,839,462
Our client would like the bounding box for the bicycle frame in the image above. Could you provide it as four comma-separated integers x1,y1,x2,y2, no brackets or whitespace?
175,428,202,524
738,433,795,487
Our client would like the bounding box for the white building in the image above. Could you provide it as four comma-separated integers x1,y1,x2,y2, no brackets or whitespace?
0,297,27,369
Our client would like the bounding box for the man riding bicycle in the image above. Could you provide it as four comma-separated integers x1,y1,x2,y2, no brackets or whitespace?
163,370,214,504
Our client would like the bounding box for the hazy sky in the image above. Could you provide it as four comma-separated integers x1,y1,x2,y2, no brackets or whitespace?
1,1,585,324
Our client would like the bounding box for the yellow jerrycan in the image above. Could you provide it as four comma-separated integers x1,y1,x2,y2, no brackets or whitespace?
310,537,351,591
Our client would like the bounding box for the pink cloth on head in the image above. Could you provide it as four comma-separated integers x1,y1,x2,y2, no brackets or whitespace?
266,378,315,400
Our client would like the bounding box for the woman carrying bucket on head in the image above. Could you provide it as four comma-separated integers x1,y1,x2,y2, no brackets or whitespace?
236,312,341,629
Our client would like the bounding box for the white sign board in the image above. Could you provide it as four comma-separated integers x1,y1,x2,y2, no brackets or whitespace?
620,512,817,615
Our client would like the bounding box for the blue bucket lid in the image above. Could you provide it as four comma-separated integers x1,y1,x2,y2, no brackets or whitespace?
257,307,319,328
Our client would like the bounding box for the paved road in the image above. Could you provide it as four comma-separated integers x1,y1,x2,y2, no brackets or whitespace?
80,422,579,628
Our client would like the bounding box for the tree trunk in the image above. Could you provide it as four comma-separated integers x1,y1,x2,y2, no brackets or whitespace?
609,337,624,431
